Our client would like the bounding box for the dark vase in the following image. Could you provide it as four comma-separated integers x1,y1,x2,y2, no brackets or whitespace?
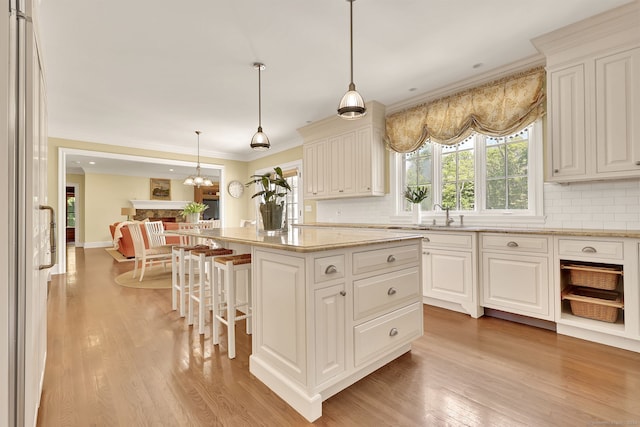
259,202,285,231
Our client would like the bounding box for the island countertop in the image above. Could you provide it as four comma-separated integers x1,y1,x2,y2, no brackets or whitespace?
168,226,422,253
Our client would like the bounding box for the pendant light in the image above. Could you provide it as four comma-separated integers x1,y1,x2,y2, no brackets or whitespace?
337,0,366,120
250,62,271,151
184,130,213,187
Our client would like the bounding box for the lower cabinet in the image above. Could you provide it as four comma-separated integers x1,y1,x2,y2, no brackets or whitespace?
480,233,554,321
422,231,481,318
314,283,346,385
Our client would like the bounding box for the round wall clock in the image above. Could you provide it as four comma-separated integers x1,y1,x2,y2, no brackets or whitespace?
228,180,244,198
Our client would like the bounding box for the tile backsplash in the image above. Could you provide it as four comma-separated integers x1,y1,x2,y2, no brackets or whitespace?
315,179,640,231
542,180,640,230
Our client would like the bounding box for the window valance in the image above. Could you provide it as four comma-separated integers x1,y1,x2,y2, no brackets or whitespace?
385,67,546,152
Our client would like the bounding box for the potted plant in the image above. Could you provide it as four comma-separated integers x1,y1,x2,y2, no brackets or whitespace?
181,201,208,223
246,166,291,232
404,185,429,224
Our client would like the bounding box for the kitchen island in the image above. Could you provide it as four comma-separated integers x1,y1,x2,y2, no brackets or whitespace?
175,226,423,421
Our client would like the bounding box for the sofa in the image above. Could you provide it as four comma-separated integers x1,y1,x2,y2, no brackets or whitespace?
109,221,180,258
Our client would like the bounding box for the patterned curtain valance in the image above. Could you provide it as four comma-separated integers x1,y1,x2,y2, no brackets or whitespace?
385,67,546,152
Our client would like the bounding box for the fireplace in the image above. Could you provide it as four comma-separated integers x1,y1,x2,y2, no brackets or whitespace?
129,200,190,222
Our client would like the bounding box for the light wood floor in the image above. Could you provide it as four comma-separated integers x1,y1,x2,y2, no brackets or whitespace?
37,246,640,426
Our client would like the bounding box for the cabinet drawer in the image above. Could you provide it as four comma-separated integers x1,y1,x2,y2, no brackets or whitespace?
353,244,419,276
481,234,549,254
557,239,624,260
353,267,420,320
314,255,345,284
422,232,473,250
354,302,423,367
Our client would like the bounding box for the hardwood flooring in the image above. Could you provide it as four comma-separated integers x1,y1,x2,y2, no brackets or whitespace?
37,247,640,426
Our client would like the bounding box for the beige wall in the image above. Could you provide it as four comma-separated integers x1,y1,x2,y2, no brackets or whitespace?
49,137,251,245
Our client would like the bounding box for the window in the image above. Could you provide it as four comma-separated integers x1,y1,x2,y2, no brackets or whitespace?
400,121,541,217
253,161,303,226
283,170,300,225
404,144,433,211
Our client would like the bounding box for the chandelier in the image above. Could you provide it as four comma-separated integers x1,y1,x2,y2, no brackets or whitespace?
183,130,213,187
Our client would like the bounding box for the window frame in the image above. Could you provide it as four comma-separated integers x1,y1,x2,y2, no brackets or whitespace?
396,120,544,225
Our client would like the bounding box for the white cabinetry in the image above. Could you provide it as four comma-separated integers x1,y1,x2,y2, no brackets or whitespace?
303,139,328,198
554,236,639,353
298,101,386,200
533,2,640,182
421,231,481,318
480,233,554,321
250,239,422,422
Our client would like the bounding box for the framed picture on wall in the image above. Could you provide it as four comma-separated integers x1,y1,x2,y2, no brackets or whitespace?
150,178,171,200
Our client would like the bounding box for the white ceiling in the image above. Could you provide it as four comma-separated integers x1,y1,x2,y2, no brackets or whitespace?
38,0,633,175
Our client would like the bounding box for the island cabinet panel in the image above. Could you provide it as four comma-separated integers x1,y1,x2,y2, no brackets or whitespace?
249,237,422,422
253,250,307,385
314,283,346,385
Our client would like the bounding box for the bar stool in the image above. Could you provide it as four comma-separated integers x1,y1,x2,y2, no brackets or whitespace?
171,244,208,317
212,253,252,359
188,247,233,334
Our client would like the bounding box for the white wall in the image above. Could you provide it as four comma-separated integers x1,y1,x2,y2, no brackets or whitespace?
316,161,640,231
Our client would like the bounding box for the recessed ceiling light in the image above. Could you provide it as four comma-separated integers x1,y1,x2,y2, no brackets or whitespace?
89,161,96,165
472,63,483,69
408,87,417,92
169,168,174,172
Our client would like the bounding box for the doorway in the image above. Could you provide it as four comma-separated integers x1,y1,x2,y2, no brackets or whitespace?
65,185,76,244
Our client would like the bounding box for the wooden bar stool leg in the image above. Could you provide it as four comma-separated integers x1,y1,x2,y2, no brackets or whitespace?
245,269,252,335
226,260,236,359
187,254,195,326
211,258,222,345
171,249,178,311
197,253,207,335
178,248,188,317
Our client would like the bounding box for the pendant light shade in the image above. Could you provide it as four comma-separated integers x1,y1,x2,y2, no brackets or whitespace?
250,62,271,151
338,0,366,120
184,130,213,187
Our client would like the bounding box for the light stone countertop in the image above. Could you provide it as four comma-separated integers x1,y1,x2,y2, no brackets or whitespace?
167,226,422,253
301,222,640,239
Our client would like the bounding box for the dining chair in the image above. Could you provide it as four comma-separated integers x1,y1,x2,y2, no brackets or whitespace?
127,223,172,281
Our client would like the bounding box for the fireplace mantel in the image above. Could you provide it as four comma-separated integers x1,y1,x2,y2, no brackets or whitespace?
130,200,190,210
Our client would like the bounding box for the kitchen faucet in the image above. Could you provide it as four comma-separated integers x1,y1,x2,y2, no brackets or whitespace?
432,204,454,226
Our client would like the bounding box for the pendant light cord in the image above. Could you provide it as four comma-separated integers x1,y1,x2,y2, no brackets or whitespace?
196,130,201,169
349,0,354,86
258,66,262,129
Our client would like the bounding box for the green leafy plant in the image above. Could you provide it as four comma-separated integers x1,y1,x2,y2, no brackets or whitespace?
181,201,208,216
403,186,429,204
246,166,292,205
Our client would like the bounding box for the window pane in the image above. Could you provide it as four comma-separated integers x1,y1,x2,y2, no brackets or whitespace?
486,145,505,178
459,180,475,210
486,179,506,209
458,150,475,181
507,177,528,209
442,182,456,208
507,141,528,176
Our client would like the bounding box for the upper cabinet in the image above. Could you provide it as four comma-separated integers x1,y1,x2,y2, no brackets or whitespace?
298,101,386,200
533,2,640,183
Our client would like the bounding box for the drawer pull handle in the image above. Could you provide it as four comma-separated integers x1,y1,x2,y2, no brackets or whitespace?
387,287,397,296
423,237,430,242
387,255,396,263
389,328,399,337
554,168,559,173
325,265,338,274
507,241,519,248
339,290,346,296
636,161,640,166
582,246,597,253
